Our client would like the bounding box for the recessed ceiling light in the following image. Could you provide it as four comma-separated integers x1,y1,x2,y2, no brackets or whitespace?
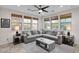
17,5,20,7
60,5,63,7
51,10,54,12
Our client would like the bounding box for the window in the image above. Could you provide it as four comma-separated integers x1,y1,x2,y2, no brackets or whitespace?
51,16,59,29
32,18,38,30
24,18,31,31
11,14,22,31
44,18,51,30
11,14,39,31
60,13,72,32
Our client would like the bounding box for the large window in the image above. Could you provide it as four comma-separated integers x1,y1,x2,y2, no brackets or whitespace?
44,18,51,30
11,14,22,31
24,16,31,31
32,18,38,30
51,16,59,29
11,14,39,31
60,13,72,32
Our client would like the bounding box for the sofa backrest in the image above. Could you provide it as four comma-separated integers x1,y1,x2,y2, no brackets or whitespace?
30,30,41,35
42,29,64,36
21,31,31,36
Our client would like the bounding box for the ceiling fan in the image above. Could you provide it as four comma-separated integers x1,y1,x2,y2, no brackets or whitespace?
27,5,49,14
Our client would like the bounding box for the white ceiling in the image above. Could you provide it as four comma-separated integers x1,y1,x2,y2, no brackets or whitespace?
0,5,79,17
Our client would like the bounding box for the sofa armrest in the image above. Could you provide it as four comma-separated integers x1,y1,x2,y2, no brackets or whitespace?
24,34,39,44
57,35,63,45
24,35,29,43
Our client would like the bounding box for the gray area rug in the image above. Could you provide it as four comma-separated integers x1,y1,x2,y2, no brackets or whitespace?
0,41,75,53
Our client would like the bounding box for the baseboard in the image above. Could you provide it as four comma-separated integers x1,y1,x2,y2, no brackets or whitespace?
0,42,13,46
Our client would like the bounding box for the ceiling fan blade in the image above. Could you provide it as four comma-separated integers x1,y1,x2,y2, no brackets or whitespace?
42,9,48,12
42,6,49,9
34,5,40,9
27,9,38,12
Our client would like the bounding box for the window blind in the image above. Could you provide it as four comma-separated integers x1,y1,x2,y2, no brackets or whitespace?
60,13,72,19
11,13,22,18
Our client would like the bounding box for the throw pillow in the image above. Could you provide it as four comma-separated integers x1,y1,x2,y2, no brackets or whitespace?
26,33,29,36
51,31,57,36
37,30,40,34
27,32,32,36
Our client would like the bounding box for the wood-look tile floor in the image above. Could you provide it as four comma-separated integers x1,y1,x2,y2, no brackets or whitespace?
0,42,78,53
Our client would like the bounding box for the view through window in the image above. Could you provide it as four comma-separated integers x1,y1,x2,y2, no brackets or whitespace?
60,18,71,32
44,13,72,31
32,18,38,30
51,16,59,29
60,13,72,32
24,18,31,31
44,18,51,30
11,14,22,31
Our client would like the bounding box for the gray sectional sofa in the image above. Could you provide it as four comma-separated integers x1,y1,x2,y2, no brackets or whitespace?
22,30,64,45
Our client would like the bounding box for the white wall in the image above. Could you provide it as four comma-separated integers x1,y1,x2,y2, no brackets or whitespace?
72,7,79,44
0,7,13,45
0,7,40,45
38,17,44,31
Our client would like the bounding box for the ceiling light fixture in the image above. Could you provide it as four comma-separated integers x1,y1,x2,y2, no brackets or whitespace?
17,5,20,7
39,10,43,13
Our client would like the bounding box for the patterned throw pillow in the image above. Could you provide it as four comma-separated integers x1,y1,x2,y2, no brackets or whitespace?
42,29,47,34
30,30,37,35
51,31,57,36
27,32,32,36
37,30,41,34
26,33,29,36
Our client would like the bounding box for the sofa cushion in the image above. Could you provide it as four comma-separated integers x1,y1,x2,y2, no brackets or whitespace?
42,29,47,34
41,34,58,40
27,32,32,36
37,30,41,34
51,31,57,36
46,31,53,35
22,31,25,34
57,31,64,35
31,30,41,35
31,31,36,35
26,33,29,36
27,34,41,39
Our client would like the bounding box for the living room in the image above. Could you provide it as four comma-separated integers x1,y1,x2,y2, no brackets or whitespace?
0,5,79,53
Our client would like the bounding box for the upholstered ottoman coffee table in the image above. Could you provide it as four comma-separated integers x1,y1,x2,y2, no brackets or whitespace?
36,38,55,52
